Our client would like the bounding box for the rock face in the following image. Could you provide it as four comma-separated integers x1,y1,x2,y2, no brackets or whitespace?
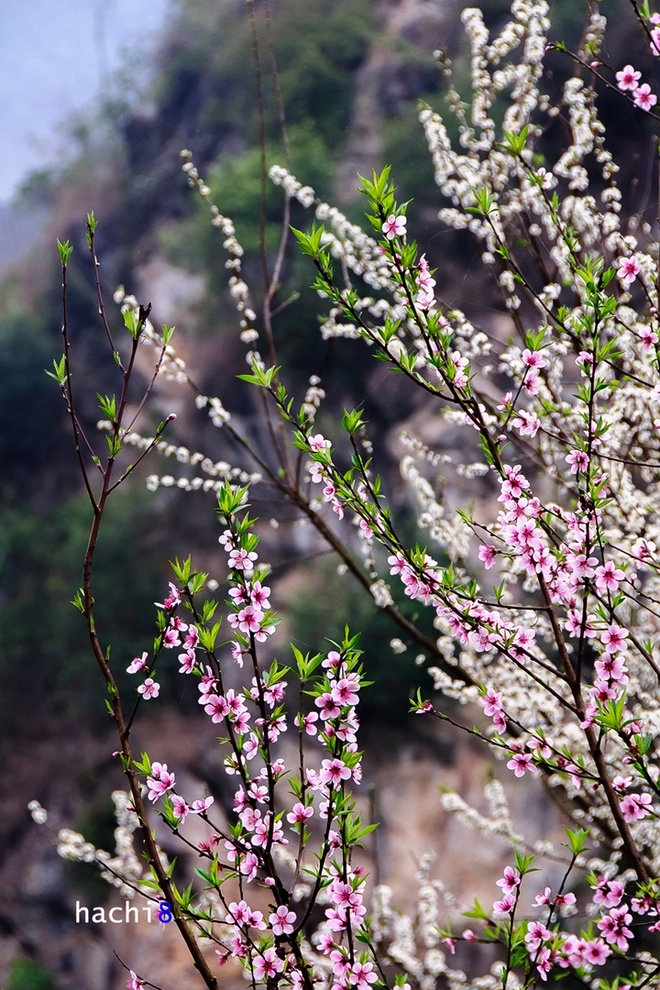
336,0,448,206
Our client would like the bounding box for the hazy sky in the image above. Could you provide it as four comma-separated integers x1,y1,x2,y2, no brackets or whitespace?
0,0,172,202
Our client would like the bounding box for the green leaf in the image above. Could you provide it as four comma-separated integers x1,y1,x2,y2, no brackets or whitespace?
565,826,590,855
45,356,67,386
57,238,73,265
466,187,498,218
291,222,326,259
342,408,367,434
500,126,529,156
595,695,625,732
463,898,490,921
237,362,281,388
199,621,222,652
133,752,152,775
97,393,117,421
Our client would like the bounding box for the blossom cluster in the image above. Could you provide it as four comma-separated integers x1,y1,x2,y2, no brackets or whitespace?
39,0,660,987
119,483,383,990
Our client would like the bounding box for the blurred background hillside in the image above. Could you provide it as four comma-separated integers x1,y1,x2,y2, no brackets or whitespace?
1,0,657,987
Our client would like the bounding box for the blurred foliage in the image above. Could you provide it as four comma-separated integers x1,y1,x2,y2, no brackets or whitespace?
7,958,60,990
157,0,373,148
0,489,173,740
266,0,372,146
0,311,71,504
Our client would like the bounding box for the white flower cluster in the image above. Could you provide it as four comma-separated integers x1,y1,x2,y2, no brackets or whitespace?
54,791,169,901
301,374,326,422
268,165,315,208
95,420,260,493
27,799,48,825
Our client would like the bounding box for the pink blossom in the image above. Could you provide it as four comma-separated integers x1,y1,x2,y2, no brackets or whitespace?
621,792,653,822
482,690,503,719
507,752,538,777
137,677,160,700
204,695,229,722
560,934,588,968
416,253,436,309
319,758,352,788
127,651,148,674
597,906,633,950
592,877,626,908
162,627,181,649
613,775,632,794
316,692,341,720
296,711,319,735
171,795,190,823
269,905,296,936
351,962,378,990
228,547,258,571
493,892,516,915
512,409,541,437
581,938,612,965
482,688,507,731
594,560,625,593
565,449,589,474
287,801,314,826
534,886,553,906
601,623,628,653
525,920,552,952
639,325,659,351
249,581,271,609
248,782,268,803
566,549,598,580
479,544,497,568
178,649,196,674
218,530,234,551
650,25,660,55
521,347,545,368
381,214,407,239
536,167,555,189
233,605,264,634
331,675,360,706
323,649,343,670
231,641,247,667
226,899,264,930
635,83,658,110
594,652,628,685
617,255,642,283
616,64,641,90
146,763,175,802
309,433,330,452
523,370,541,396
155,582,181,609
496,865,521,895
126,972,144,990
253,948,284,981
